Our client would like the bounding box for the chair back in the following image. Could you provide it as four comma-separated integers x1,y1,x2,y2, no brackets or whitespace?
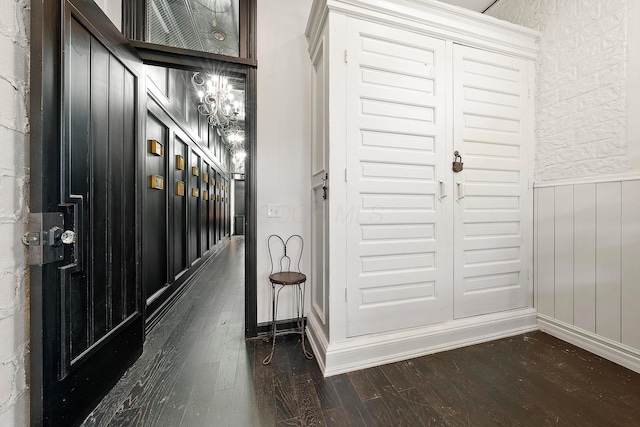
268,234,304,275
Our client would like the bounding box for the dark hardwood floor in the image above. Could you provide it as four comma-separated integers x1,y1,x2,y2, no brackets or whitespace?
83,236,640,426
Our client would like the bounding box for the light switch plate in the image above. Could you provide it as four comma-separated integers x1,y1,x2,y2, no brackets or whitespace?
267,204,281,218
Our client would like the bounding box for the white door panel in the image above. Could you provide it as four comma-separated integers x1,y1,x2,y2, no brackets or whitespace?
346,19,452,337
453,44,532,318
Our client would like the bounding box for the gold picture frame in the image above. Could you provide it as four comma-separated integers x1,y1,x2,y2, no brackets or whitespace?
149,140,164,156
175,155,185,170
175,180,185,196
149,174,164,190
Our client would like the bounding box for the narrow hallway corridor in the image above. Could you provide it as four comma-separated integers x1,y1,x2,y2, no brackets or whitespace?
82,237,259,425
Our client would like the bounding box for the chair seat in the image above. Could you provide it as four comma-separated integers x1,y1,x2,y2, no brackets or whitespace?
269,271,306,285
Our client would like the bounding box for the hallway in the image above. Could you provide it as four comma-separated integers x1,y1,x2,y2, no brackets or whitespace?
82,236,640,427
82,237,254,426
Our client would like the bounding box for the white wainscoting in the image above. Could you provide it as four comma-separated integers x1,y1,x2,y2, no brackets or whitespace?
535,176,640,373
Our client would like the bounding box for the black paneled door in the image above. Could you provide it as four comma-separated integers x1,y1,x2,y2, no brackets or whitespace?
33,2,145,425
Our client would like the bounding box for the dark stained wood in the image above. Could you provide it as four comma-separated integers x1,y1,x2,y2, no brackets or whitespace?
361,396,394,427
274,355,298,422
379,363,414,393
330,374,375,427
323,406,350,426
244,65,258,338
347,369,380,401
289,373,325,426
29,0,146,424
365,368,424,427
83,237,640,427
130,40,258,70
308,362,342,411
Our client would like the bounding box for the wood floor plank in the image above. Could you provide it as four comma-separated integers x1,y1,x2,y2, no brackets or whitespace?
365,367,425,427
274,357,298,422
398,388,444,426
323,406,351,426
251,342,276,427
348,369,380,401
292,373,326,426
179,362,220,426
395,359,469,426
379,363,415,392
362,396,395,427
410,354,500,426
308,362,342,411
204,389,232,426
428,350,532,426
330,374,375,427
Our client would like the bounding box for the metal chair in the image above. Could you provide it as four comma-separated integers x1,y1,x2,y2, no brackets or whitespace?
263,234,314,365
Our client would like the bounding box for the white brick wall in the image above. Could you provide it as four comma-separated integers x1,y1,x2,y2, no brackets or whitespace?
0,0,29,425
486,0,630,181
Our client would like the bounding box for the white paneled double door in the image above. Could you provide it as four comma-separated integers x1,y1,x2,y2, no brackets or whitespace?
345,19,533,337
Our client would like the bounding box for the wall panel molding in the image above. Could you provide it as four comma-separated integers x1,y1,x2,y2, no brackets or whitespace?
535,178,640,365
534,174,640,188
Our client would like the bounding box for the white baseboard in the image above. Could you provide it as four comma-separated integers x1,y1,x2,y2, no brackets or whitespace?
308,308,538,377
537,314,640,374
305,313,328,374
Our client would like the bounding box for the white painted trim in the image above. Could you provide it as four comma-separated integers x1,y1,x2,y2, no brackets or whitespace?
534,174,640,188
305,312,328,373
335,0,539,38
306,0,539,61
538,314,640,375
321,309,538,376
306,0,329,56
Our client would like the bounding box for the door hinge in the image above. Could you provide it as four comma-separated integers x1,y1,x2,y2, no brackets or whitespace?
345,288,348,302
527,269,531,281
344,168,348,182
344,49,348,63
528,88,531,99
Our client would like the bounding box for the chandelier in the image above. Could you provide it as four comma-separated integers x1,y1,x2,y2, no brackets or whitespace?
191,72,241,129
192,71,246,173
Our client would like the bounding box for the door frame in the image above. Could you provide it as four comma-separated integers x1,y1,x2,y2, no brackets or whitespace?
122,0,259,339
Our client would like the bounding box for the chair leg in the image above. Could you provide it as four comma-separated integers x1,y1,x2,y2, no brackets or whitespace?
299,283,313,360
263,282,313,364
263,283,280,365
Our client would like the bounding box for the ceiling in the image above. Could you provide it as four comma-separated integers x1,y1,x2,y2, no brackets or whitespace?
436,0,497,13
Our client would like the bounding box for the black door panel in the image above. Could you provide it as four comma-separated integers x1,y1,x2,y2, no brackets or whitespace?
34,2,145,425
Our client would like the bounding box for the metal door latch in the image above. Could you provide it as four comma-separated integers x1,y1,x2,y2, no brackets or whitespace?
322,173,328,200
22,213,73,265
